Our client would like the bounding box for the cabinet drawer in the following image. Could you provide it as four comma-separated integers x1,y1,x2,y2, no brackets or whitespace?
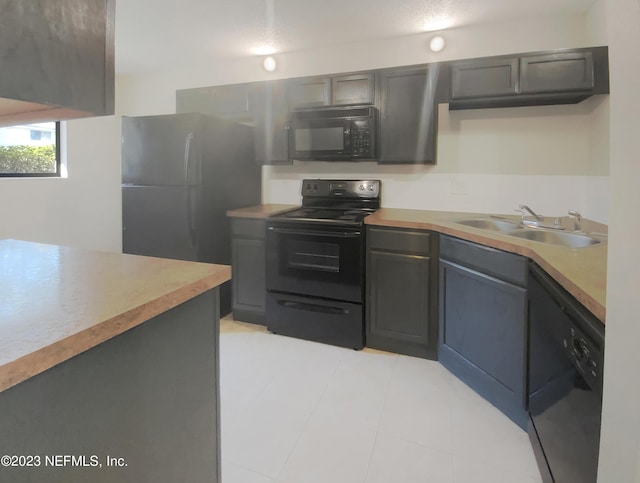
368,227,431,255
231,218,265,238
440,235,526,286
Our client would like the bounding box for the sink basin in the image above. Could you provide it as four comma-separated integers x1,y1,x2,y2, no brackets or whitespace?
454,217,603,249
455,218,520,233
507,229,601,248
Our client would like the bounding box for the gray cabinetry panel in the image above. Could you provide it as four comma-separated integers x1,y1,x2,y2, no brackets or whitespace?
451,57,519,99
0,290,221,483
231,218,266,324
439,235,528,428
376,66,438,164
520,52,594,93
366,226,438,359
332,74,374,106
287,77,332,108
0,0,115,122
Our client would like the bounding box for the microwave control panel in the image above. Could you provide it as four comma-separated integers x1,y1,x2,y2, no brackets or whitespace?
351,119,375,158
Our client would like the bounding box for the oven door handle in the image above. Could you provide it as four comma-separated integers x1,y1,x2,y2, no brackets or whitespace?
267,226,361,238
278,300,349,315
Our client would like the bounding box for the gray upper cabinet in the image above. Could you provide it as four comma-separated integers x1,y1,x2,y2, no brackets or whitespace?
332,74,374,106
451,58,519,99
520,51,594,93
248,81,291,165
288,73,374,109
0,0,115,126
177,81,291,165
287,77,332,108
376,66,439,164
449,46,608,110
176,84,251,121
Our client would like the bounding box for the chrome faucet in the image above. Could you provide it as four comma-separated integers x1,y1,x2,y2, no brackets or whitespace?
518,204,544,222
568,210,582,232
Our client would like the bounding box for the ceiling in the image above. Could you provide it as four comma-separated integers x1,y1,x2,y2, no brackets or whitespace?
114,0,596,75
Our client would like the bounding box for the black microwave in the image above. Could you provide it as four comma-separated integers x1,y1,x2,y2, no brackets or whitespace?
288,106,377,161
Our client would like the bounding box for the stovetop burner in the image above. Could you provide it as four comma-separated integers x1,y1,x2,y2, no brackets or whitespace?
269,179,381,227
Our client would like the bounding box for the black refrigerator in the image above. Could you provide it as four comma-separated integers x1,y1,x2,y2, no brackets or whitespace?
122,112,261,316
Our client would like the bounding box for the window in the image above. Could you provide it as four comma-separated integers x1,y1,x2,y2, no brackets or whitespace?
0,122,60,177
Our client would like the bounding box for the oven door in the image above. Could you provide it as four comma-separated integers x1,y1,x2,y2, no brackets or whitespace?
289,118,351,160
266,222,363,303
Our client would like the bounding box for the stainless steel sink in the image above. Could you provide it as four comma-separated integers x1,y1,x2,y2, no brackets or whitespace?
455,218,521,233
506,229,602,248
454,217,604,249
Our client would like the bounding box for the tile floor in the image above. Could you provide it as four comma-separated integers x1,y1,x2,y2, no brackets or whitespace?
219,317,543,483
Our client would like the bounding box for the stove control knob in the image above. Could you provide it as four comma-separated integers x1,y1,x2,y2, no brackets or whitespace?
359,184,365,191
368,185,375,191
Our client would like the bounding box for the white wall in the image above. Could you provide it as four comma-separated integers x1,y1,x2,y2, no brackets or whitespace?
597,0,640,481
0,113,122,252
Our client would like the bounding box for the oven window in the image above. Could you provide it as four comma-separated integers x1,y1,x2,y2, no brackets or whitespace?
295,127,344,151
286,239,340,272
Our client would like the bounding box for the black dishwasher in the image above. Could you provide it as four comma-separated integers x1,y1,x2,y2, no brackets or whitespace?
527,262,605,483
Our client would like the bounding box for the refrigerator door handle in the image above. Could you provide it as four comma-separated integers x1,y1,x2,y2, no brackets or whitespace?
184,133,197,248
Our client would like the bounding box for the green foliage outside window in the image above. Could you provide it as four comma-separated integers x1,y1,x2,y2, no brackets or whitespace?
0,145,56,174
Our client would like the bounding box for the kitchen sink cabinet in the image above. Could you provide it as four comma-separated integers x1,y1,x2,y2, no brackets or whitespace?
230,218,267,324
0,0,115,126
366,227,438,359
449,46,609,110
439,235,528,428
375,66,440,164
287,73,374,109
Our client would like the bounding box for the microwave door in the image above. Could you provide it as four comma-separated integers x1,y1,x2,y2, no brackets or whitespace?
290,119,350,160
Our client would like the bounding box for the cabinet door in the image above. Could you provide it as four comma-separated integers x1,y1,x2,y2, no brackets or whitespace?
210,84,251,119
520,51,594,93
439,259,527,428
287,77,331,108
451,57,519,99
231,219,266,324
176,87,213,115
332,73,374,105
176,84,251,121
376,66,438,164
367,251,436,359
249,81,291,165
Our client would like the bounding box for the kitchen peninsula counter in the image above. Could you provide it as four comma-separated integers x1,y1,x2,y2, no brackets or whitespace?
226,203,298,219
365,208,607,323
0,239,229,482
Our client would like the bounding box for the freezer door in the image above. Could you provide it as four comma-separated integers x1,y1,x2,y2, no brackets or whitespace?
122,185,200,261
122,113,203,186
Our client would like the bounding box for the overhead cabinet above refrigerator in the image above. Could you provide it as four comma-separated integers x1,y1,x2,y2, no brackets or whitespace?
121,113,261,316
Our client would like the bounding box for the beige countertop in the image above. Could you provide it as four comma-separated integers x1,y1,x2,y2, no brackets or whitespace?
0,240,231,393
366,209,607,323
227,203,298,219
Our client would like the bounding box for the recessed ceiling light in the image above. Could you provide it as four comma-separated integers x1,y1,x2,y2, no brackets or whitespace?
252,45,276,56
263,55,277,72
429,35,445,53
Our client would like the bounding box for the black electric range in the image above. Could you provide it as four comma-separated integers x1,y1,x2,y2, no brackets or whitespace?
265,179,381,349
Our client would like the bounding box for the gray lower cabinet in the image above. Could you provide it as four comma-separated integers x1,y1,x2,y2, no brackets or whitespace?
230,218,266,324
439,235,528,428
366,227,438,359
